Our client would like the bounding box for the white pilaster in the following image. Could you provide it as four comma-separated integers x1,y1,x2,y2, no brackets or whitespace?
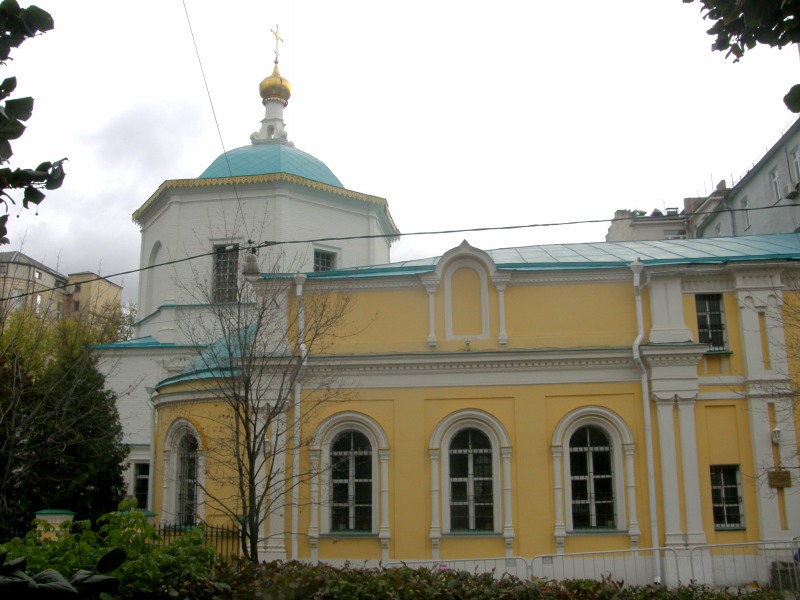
428,448,441,560
655,400,684,545
551,446,566,554
379,448,391,562
677,399,706,545
501,447,514,556
623,443,640,547
647,276,693,344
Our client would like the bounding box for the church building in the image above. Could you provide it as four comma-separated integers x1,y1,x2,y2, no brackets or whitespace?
97,43,800,585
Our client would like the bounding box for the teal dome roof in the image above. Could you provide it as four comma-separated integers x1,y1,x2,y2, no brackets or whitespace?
199,143,343,188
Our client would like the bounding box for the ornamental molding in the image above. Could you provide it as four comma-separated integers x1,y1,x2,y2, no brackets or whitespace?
509,271,630,286
133,173,397,233
682,276,733,293
303,348,640,387
639,344,707,366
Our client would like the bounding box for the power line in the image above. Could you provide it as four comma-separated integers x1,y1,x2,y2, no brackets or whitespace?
0,202,792,304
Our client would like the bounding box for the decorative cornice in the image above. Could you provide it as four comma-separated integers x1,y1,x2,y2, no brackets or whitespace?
639,343,707,366
132,173,398,235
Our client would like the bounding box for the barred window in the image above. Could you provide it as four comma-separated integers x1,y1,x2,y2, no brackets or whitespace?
449,428,493,532
696,294,726,351
134,463,150,510
330,431,372,532
213,244,239,303
570,425,615,529
176,435,198,526
314,249,336,272
710,465,744,529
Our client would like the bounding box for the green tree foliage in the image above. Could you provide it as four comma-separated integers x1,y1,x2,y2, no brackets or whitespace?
0,310,128,540
684,0,800,111
0,0,65,244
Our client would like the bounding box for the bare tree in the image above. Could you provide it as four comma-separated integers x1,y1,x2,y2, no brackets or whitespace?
173,247,352,561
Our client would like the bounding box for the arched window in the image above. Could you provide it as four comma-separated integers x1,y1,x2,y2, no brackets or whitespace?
569,425,614,529
309,412,391,561
176,434,198,526
449,428,493,531
551,407,639,551
330,430,372,532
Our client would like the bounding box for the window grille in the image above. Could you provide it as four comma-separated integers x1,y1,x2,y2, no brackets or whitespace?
330,431,372,531
176,435,198,526
710,465,744,529
134,463,150,510
569,425,615,529
314,250,336,272
213,244,239,303
696,294,726,351
449,428,493,532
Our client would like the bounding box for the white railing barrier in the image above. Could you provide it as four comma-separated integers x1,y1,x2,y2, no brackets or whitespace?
689,541,800,590
384,557,530,580
530,547,679,587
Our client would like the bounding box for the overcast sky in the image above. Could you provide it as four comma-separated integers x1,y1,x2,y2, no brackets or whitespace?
5,1,800,302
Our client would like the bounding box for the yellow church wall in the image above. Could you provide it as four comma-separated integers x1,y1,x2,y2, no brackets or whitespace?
152,395,258,527
695,401,759,544
290,381,653,562
505,283,638,350
315,277,642,356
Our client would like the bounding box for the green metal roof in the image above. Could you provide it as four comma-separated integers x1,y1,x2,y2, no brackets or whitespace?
198,143,343,188
94,336,185,350
304,234,800,280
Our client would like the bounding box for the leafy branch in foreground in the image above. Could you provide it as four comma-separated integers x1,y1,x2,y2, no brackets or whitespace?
0,0,65,244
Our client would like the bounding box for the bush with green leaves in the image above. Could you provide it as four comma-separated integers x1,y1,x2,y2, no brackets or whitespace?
0,506,218,599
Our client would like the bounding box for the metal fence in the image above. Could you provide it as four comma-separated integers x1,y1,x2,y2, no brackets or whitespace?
154,523,241,558
384,557,529,579
386,541,800,589
530,547,679,587
688,541,800,591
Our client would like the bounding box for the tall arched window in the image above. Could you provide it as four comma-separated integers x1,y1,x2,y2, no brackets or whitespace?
569,425,614,529
449,428,494,532
330,430,372,532
176,434,198,526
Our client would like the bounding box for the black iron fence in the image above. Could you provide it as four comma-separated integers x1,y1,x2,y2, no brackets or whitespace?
154,522,240,558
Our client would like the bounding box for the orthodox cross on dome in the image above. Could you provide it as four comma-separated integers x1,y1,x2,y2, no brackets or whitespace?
271,25,283,64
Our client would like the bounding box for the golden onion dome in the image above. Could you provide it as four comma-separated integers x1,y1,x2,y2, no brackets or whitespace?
259,63,292,105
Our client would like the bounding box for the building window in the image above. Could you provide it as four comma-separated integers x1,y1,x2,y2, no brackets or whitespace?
449,428,494,532
742,197,750,229
10,289,23,311
771,168,781,202
176,434,198,526
35,294,41,315
72,283,81,293
213,244,239,303
663,229,686,240
73,301,80,313
696,294,726,351
710,465,744,529
314,249,336,272
0,265,6,274
330,430,372,532
134,463,150,510
569,425,615,529
33,269,41,280
792,147,800,183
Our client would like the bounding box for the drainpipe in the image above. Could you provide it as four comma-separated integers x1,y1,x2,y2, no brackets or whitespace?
629,259,662,585
291,274,308,560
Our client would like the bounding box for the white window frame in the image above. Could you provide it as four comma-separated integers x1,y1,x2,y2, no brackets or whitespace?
792,146,800,183
212,242,240,303
428,409,514,558
710,464,745,530
310,412,390,561
771,168,781,203
695,293,726,352
742,197,750,230
162,419,205,526
551,407,638,551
